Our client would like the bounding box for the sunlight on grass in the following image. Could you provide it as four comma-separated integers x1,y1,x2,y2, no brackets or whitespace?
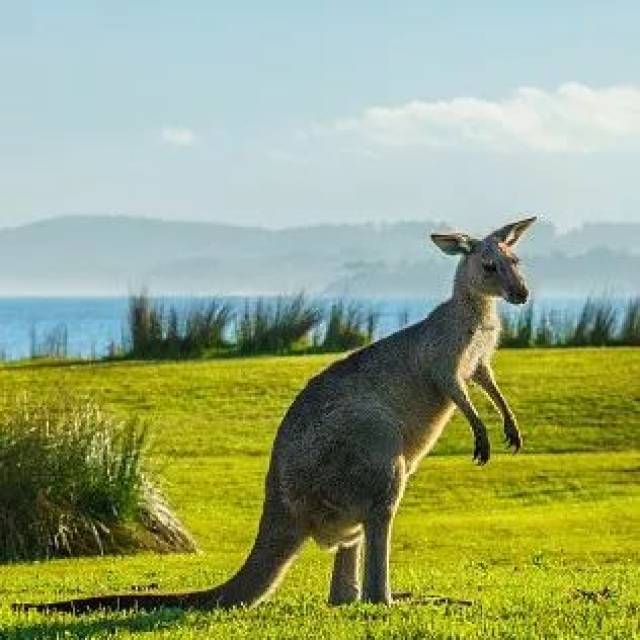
0,349,638,638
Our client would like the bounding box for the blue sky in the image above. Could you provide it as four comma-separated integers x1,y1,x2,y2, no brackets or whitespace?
2,1,640,230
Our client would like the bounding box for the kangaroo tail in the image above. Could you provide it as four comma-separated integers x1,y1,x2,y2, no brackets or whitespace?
13,494,304,614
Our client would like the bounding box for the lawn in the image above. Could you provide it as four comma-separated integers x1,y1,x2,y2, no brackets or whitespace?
1,348,639,639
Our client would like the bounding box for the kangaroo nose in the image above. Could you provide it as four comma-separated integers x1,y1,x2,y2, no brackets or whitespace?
512,287,529,304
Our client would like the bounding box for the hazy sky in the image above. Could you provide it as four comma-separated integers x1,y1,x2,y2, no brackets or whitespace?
2,1,640,230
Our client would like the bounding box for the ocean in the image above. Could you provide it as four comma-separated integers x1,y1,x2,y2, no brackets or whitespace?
0,295,630,360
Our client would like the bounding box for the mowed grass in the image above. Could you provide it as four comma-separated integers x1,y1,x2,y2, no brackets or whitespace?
0,348,639,639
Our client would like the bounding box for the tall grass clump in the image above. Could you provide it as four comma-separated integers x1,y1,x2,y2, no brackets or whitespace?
0,392,195,561
236,294,321,355
29,324,69,359
180,302,233,356
619,297,640,346
397,307,411,330
533,309,571,347
499,297,640,348
127,292,162,358
322,301,378,352
500,303,535,348
569,298,618,346
127,291,233,359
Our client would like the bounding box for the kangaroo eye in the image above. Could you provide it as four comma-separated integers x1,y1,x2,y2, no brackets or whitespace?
482,262,497,273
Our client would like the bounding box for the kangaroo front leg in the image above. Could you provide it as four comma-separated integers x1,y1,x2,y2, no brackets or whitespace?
329,542,362,605
473,362,522,452
438,374,490,464
362,512,393,604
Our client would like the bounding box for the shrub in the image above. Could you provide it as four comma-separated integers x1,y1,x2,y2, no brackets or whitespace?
182,302,233,355
236,294,321,355
0,392,195,561
499,298,639,348
28,324,69,359
500,303,535,348
619,297,640,346
126,291,233,359
127,291,157,358
569,298,618,346
397,307,411,330
322,301,378,352
533,309,555,347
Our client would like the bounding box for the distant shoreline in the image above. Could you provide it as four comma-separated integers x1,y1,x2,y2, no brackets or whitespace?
0,294,636,361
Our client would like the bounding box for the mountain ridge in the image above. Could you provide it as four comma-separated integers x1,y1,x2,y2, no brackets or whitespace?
1,215,637,296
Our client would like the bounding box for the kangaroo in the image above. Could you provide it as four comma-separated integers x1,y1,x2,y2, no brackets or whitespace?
16,216,536,613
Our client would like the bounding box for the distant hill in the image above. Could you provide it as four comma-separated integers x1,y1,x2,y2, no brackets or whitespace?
0,215,637,296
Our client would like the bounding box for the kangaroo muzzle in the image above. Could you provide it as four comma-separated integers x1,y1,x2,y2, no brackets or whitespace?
507,285,529,305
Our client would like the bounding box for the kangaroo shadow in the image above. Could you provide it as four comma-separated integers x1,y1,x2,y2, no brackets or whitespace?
9,608,187,639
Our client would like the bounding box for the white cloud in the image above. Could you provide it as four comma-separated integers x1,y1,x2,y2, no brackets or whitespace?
323,84,640,152
161,127,196,147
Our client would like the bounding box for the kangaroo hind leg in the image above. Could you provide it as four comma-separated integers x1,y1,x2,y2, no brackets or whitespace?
362,511,393,604
329,541,362,605
361,455,405,605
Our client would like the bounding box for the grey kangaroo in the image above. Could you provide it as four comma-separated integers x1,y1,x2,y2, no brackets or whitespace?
17,216,535,613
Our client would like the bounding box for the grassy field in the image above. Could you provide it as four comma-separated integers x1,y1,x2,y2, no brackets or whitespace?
0,348,639,639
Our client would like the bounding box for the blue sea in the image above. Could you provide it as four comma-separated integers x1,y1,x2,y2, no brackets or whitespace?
0,296,630,360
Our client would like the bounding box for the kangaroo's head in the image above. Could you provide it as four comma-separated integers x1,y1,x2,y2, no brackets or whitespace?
430,216,537,305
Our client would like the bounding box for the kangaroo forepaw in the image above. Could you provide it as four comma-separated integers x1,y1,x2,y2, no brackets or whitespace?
473,433,490,465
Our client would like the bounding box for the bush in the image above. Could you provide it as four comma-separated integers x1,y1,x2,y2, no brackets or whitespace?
127,291,233,359
620,297,640,346
569,298,618,346
499,298,640,348
29,324,69,359
123,291,640,357
236,294,322,355
500,303,535,348
0,392,195,561
322,301,378,352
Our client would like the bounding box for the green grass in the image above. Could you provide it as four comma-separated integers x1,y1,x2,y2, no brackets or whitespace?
1,348,639,638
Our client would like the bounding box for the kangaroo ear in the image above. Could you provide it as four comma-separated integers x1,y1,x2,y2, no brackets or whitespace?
430,233,475,256
491,216,537,246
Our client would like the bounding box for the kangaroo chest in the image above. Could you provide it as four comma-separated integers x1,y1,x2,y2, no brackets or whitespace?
458,326,499,379
403,325,498,473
